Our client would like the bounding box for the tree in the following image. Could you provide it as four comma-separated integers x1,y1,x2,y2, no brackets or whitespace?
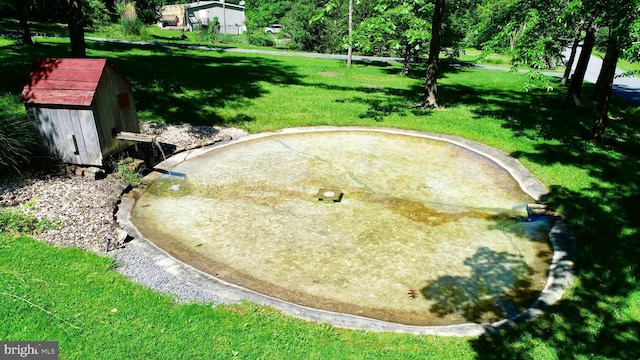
134,0,163,25
561,35,581,86
588,0,639,142
591,32,619,141
0,0,34,45
84,0,112,29
347,0,353,67
566,23,597,103
244,0,292,29
352,0,432,74
421,0,444,108
67,0,86,57
13,0,33,45
469,0,584,94
292,0,354,53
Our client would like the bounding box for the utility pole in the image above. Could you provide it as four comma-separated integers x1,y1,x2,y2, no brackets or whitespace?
347,0,353,67
222,0,227,35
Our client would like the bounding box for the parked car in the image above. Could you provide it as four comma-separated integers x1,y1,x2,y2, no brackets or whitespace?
160,16,180,28
264,24,282,34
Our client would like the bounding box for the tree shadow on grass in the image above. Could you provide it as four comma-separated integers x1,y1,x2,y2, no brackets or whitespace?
430,63,640,358
470,119,640,357
321,64,576,124
472,190,640,359
375,65,640,358
86,41,304,126
0,40,305,128
0,41,73,94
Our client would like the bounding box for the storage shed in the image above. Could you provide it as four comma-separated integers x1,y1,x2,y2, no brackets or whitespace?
21,58,140,166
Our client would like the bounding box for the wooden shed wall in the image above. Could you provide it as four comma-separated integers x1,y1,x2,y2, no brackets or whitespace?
26,106,103,166
93,65,139,158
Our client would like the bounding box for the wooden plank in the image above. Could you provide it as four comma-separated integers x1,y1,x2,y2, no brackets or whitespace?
108,68,139,133
21,90,95,106
55,109,82,164
78,109,103,166
92,82,115,156
22,58,104,107
68,110,89,165
114,132,155,142
24,79,100,91
38,108,72,164
41,69,103,82
53,58,106,71
27,107,54,155
32,58,106,72
32,107,63,160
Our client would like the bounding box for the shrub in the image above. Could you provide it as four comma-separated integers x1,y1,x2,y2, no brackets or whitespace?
246,30,275,47
112,158,144,186
85,0,113,29
195,18,220,43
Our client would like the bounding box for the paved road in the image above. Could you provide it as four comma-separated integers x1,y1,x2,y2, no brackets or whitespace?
85,37,639,105
562,46,640,104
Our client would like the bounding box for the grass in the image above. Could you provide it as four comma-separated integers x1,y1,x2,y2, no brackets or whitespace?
0,204,59,236
457,48,514,66
111,158,144,186
616,57,640,75
0,235,472,359
0,33,639,359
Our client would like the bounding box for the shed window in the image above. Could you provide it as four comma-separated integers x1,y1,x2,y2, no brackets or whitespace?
117,92,130,108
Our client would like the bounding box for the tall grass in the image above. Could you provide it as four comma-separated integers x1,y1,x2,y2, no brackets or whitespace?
117,1,145,37
0,95,40,173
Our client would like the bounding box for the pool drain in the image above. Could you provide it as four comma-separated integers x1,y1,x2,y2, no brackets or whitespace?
317,188,343,203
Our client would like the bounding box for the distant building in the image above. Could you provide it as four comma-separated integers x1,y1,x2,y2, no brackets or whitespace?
160,1,246,35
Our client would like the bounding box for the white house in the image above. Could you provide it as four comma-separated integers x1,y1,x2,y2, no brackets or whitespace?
160,1,246,35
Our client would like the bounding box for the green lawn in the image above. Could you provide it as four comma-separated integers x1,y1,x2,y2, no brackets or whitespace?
1,35,639,359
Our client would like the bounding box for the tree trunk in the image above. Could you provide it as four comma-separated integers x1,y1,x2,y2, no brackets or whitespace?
590,36,619,143
566,23,596,104
67,0,86,57
346,0,353,67
12,0,33,46
593,29,615,100
510,24,524,50
401,43,411,75
421,0,444,108
560,36,580,86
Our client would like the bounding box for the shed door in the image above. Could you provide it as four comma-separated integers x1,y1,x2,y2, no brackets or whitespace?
28,107,103,166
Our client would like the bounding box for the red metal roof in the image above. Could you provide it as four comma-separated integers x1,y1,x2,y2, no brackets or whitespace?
21,58,107,107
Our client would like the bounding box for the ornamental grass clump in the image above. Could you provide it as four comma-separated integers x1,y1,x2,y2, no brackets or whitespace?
0,112,39,173
118,1,144,36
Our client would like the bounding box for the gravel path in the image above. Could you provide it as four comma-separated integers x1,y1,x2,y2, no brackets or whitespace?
0,124,247,304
